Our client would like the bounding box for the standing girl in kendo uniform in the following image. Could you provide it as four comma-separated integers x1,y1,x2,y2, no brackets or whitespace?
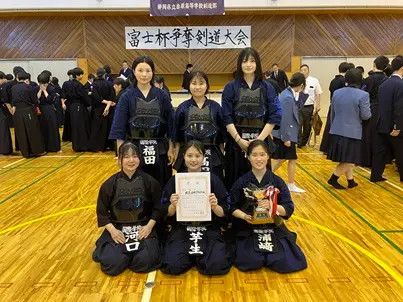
173,71,226,180
109,56,175,187
222,47,282,190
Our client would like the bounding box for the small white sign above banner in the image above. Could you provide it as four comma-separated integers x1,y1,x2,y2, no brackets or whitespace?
125,26,251,49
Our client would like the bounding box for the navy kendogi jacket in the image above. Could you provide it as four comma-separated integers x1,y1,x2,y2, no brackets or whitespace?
96,170,163,227
161,172,231,227
229,170,294,232
109,86,174,141
221,79,282,128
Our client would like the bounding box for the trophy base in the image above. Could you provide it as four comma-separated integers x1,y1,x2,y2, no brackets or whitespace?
251,210,275,225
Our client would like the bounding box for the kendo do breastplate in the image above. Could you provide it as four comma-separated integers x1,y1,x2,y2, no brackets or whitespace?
233,87,266,129
111,176,147,224
181,105,219,145
129,98,165,139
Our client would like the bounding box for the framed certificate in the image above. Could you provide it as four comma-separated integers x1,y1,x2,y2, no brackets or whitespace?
175,172,211,222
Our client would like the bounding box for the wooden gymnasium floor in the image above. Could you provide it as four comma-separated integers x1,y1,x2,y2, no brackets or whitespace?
0,130,402,302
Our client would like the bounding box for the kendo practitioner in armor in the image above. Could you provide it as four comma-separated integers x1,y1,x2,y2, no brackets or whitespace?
230,140,307,273
109,56,175,187
173,71,226,180
93,142,163,276
161,141,232,275
222,47,282,190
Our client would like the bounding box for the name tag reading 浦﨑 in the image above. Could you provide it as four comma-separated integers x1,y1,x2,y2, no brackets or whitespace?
253,228,278,253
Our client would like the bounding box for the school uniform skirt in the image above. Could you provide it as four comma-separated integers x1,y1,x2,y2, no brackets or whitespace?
0,107,13,155
272,137,297,160
327,134,362,165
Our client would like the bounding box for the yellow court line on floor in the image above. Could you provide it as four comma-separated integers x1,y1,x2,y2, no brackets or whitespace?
293,215,403,287
0,205,96,235
0,207,401,287
0,158,25,169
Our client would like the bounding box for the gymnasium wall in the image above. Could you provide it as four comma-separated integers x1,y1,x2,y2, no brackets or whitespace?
0,13,402,87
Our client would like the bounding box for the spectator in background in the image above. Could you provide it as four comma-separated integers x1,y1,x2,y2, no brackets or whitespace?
103,65,113,83
298,64,323,148
271,63,289,91
327,68,371,189
154,75,171,99
264,71,281,95
356,66,365,79
182,64,193,91
119,60,132,79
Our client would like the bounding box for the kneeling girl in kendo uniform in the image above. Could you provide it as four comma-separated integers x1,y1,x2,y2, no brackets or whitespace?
93,141,163,276
229,140,307,273
161,140,232,275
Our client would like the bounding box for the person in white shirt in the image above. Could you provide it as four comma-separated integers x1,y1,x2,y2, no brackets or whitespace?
298,64,323,147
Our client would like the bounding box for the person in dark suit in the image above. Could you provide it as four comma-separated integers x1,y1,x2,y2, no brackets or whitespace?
270,63,289,92
119,60,132,79
103,65,113,83
154,75,171,99
264,71,281,95
356,66,365,79
360,56,389,167
371,55,403,183
272,72,306,193
181,64,193,91
327,68,371,189
320,62,354,154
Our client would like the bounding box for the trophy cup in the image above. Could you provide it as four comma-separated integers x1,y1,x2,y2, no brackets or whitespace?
251,186,280,225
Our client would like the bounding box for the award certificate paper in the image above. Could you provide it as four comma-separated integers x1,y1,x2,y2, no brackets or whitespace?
175,172,211,222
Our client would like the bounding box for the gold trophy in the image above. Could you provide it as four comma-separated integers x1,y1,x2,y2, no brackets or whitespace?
251,188,273,224
243,186,280,225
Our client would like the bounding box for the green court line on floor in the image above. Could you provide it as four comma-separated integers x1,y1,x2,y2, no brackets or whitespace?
0,154,82,205
355,170,403,201
297,163,403,255
0,158,36,176
379,230,403,233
